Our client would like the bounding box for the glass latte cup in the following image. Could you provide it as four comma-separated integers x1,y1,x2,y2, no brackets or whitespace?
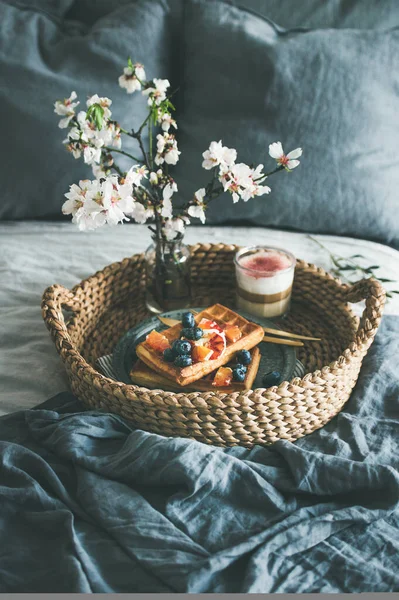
234,246,296,318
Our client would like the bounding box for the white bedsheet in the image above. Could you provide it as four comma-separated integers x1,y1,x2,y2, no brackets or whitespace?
1,221,398,416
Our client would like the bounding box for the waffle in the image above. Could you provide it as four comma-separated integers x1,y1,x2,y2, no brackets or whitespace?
130,347,261,392
135,303,264,386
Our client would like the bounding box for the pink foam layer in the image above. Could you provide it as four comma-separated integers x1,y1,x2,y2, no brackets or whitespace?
239,251,292,278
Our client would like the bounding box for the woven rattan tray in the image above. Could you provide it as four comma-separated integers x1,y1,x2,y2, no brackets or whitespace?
42,243,385,447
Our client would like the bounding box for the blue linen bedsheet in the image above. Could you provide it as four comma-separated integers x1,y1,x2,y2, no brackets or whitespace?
1,316,398,593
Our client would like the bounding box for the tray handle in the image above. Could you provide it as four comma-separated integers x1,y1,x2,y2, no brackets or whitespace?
41,284,81,356
345,277,386,350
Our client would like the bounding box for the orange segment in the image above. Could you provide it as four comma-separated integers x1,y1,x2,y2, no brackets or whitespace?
213,367,233,387
145,330,170,352
192,344,213,362
224,325,242,343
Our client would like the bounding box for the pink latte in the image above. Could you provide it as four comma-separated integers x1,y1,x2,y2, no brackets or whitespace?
235,247,295,318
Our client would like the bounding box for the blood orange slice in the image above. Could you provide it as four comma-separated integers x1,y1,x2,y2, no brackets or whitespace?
207,331,227,359
199,318,223,333
213,367,233,387
145,330,170,353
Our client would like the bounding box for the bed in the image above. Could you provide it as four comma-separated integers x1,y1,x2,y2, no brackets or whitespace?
2,0,399,593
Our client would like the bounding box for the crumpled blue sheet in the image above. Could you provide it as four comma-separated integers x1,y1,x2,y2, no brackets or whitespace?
1,316,399,593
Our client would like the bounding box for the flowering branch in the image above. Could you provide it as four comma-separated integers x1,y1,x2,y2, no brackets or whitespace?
54,60,302,240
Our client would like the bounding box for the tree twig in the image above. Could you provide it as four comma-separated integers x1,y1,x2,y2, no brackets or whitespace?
307,234,399,299
104,146,142,163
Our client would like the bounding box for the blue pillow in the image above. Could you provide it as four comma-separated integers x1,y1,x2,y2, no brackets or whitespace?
230,0,399,30
0,0,171,219
174,0,399,247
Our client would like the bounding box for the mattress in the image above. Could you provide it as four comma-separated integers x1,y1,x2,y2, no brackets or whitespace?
1,221,398,417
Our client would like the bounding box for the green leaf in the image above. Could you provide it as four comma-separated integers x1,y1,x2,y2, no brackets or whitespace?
366,265,380,271
94,110,103,130
86,103,104,130
127,56,134,70
337,265,355,271
378,278,396,283
350,254,365,258
167,99,176,111
390,290,399,295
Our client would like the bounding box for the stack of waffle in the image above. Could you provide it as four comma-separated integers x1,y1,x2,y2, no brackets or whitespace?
130,304,264,393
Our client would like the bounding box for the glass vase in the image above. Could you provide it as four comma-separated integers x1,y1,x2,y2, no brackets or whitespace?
145,233,191,313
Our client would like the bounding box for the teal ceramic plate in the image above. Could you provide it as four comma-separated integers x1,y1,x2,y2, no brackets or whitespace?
112,307,297,387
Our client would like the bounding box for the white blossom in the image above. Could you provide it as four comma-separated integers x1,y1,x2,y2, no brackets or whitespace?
155,134,166,155
161,200,173,219
62,175,152,231
269,141,302,170
128,202,154,224
83,145,102,165
163,217,187,241
160,181,178,218
62,180,91,215
67,126,81,141
219,163,271,203
202,140,237,170
159,112,177,132
77,111,102,145
188,204,206,224
165,146,180,165
142,78,170,106
62,179,105,230
76,111,91,140
194,188,206,203
54,91,79,128
107,122,121,148
149,171,158,185
118,63,146,94
86,94,112,120
74,209,107,231
92,163,109,179
155,133,180,166
188,188,206,223
64,141,82,159
101,176,134,225
64,109,122,163
125,164,148,187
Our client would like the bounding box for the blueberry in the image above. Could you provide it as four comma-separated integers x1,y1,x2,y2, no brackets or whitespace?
235,350,251,365
174,355,193,368
180,327,194,339
232,367,246,382
182,312,196,328
163,348,175,362
192,327,203,341
181,327,203,341
172,339,192,356
262,371,281,387
235,363,248,374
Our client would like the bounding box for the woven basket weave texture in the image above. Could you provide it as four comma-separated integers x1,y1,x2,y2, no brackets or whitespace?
41,243,385,447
